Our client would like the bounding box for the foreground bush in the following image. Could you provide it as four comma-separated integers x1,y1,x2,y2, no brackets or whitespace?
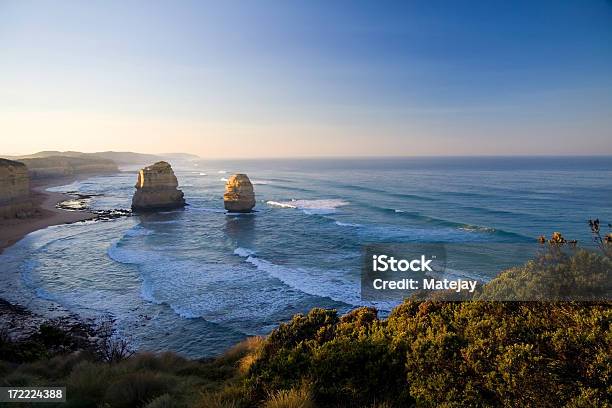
1,248,610,407
244,248,611,407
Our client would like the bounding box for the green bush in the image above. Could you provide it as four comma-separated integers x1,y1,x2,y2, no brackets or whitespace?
66,360,113,407
245,249,611,407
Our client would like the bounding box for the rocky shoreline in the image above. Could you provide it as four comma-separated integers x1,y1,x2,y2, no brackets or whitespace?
0,298,95,343
0,179,133,348
56,192,132,221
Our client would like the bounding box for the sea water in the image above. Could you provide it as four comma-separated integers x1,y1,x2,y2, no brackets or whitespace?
1,157,611,357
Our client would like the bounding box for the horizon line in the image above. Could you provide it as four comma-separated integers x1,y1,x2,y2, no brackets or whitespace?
3,152,612,161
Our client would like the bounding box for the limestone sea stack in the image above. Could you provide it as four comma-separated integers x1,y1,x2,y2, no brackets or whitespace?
224,174,255,213
131,161,185,212
0,159,33,219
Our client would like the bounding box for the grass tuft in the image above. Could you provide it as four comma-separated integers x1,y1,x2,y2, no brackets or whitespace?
263,385,315,408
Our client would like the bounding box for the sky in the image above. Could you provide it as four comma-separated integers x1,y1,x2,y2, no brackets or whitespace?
1,0,612,158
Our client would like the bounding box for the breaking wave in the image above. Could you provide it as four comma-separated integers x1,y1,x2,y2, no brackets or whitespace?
232,246,363,307
266,199,349,215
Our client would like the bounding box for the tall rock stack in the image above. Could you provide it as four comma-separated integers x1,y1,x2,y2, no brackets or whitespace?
131,161,185,212
0,159,33,219
224,174,256,213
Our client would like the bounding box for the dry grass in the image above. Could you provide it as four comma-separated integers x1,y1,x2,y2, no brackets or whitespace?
237,353,258,375
198,383,247,408
218,336,264,365
144,393,178,408
263,385,315,408
104,370,174,408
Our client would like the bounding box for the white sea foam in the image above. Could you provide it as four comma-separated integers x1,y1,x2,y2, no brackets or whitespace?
232,248,363,306
458,225,496,233
266,201,297,209
225,212,256,217
234,247,256,257
108,243,161,265
140,278,162,304
108,243,308,332
394,209,405,213
199,172,207,176
252,180,271,185
266,199,349,215
220,177,228,182
218,170,227,174
334,221,362,228
124,226,153,237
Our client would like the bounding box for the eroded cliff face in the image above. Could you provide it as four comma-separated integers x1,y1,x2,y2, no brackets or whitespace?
224,174,256,213
0,159,32,219
18,156,118,180
131,161,185,211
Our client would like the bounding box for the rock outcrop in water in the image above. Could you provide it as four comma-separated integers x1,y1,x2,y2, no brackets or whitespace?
0,159,33,219
131,161,185,211
224,174,256,213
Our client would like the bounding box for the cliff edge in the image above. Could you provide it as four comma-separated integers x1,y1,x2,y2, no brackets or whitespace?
0,159,33,219
18,156,118,180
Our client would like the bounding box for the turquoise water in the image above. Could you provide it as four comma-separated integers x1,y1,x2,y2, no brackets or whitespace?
1,157,611,357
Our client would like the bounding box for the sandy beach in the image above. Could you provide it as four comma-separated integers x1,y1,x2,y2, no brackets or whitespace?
0,180,95,254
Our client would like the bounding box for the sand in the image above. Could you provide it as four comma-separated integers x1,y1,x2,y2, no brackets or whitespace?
0,181,95,253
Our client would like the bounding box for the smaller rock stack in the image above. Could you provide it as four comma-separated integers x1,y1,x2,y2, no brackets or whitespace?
131,161,185,212
224,174,256,213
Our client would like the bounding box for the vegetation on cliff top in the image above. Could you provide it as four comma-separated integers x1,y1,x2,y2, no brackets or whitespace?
1,233,610,407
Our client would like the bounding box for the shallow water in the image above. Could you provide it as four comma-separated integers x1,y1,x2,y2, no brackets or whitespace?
1,157,611,357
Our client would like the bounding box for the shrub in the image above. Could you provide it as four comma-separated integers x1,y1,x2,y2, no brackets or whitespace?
478,249,612,301
104,371,174,408
66,361,113,407
0,371,41,387
15,351,90,380
246,250,611,407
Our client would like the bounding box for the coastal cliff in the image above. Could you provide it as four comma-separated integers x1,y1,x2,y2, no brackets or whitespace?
131,161,185,211
224,174,256,213
18,156,118,180
0,159,33,219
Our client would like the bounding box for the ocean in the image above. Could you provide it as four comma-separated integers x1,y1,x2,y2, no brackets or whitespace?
1,156,611,357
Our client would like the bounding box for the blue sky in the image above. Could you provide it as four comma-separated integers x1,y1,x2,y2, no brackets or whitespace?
1,0,611,157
